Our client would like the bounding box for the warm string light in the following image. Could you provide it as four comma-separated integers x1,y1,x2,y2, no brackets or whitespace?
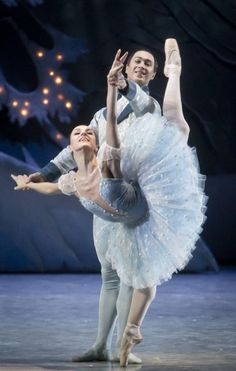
65,101,72,109
5,49,76,120
54,76,63,85
56,54,63,61
36,50,44,58
20,108,28,117
12,100,19,107
42,88,49,95
10,95,72,111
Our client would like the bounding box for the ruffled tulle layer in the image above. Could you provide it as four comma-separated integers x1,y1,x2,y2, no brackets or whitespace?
94,113,207,288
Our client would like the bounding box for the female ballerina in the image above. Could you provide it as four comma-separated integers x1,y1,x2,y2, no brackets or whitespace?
12,39,207,367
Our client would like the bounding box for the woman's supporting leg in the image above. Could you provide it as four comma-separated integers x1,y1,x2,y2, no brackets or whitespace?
120,286,156,366
114,281,141,364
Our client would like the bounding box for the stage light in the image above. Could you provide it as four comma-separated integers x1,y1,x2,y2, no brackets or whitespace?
42,88,49,95
65,101,72,109
0,86,4,94
42,99,49,105
20,109,28,116
12,100,19,107
56,54,63,61
54,77,63,85
49,70,55,76
36,51,44,58
24,101,30,107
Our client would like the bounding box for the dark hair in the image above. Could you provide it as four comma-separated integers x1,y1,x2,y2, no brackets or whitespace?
126,48,158,72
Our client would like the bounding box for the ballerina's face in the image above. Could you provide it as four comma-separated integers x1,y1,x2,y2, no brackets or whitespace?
70,125,97,153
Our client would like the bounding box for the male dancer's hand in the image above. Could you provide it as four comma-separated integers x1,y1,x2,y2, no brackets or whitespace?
27,172,45,183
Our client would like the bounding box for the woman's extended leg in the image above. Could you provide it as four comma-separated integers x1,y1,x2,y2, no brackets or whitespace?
163,38,189,139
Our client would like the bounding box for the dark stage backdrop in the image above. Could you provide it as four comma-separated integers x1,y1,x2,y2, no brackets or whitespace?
0,0,235,271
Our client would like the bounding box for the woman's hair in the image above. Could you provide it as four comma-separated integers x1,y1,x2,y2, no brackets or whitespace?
126,48,158,72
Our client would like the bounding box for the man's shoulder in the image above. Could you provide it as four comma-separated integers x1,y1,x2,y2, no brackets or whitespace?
89,106,106,127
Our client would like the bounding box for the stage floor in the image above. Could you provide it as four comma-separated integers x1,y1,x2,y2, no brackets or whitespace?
0,269,235,371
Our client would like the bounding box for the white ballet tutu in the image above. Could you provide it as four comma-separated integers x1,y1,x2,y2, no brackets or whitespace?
94,112,207,288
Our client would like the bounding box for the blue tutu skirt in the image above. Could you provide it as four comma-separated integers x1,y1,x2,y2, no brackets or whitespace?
94,112,207,288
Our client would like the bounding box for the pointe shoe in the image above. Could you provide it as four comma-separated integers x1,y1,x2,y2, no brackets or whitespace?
111,352,142,364
164,38,181,78
120,324,143,367
128,352,142,364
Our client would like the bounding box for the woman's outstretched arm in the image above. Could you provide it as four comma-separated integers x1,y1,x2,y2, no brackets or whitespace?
11,174,61,195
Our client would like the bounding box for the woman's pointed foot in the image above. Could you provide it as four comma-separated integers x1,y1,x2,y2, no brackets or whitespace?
112,352,142,364
120,324,143,367
164,38,181,78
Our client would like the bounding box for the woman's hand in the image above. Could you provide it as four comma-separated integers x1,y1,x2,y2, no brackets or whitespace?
11,174,60,195
11,174,31,190
107,49,128,89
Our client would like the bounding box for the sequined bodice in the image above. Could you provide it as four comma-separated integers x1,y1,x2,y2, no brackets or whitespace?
58,167,148,224
79,195,126,223
74,167,125,218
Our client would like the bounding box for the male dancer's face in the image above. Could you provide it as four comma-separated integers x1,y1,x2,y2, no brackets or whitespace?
125,51,156,86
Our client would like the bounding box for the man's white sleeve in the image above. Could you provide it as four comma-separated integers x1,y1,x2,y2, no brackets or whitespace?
51,146,76,174
120,80,161,117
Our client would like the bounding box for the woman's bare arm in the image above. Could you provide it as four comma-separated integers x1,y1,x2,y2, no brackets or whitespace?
102,51,128,179
106,50,128,148
11,174,61,195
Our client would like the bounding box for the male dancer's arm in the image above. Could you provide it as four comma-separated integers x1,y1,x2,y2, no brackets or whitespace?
118,79,161,117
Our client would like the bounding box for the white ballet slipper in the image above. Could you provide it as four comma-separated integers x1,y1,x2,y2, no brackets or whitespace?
120,324,143,367
164,38,182,78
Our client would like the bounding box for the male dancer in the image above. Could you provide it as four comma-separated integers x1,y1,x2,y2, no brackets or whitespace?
28,46,159,364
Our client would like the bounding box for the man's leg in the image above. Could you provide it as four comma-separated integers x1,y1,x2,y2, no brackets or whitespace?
72,262,119,361
72,260,142,363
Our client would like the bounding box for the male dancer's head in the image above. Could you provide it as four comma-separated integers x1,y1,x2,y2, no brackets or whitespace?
125,49,157,86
